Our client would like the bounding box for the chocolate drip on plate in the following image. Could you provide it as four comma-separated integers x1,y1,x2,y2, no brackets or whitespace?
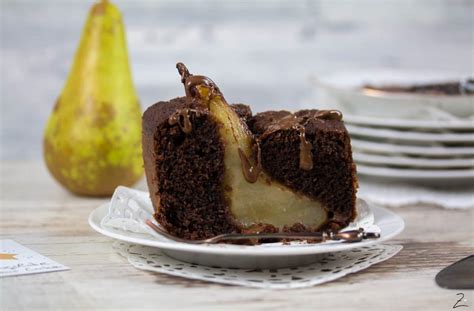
363,78,474,96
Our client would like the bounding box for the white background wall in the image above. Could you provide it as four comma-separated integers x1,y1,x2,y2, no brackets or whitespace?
1,0,472,160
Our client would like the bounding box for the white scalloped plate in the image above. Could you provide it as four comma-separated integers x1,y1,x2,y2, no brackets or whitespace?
352,139,474,157
347,124,474,144
89,200,404,268
314,69,474,120
357,164,474,186
344,114,474,131
353,152,474,169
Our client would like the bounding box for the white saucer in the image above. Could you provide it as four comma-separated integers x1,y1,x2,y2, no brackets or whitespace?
357,164,474,186
347,124,474,144
352,139,474,157
345,114,474,131
314,69,474,119
89,201,404,269
353,152,474,169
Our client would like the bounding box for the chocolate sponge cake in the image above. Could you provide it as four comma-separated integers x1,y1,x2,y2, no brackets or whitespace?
143,97,233,239
142,63,358,240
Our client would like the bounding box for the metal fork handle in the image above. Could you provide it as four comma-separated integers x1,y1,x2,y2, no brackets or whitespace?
146,219,380,244
206,229,380,243
206,232,328,243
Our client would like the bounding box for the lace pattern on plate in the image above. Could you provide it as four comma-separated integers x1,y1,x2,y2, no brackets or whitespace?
114,242,402,289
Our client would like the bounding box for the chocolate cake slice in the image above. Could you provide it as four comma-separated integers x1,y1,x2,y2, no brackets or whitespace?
142,63,358,240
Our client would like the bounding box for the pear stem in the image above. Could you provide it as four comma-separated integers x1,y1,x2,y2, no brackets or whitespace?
176,62,192,83
176,62,221,100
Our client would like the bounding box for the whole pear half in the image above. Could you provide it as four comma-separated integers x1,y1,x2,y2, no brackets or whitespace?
44,0,143,196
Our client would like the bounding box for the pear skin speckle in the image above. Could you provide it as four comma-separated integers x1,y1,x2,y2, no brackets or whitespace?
43,0,142,196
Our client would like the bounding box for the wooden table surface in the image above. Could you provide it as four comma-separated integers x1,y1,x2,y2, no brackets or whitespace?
0,160,473,310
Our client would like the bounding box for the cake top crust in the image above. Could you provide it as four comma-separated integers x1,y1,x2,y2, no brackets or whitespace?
249,109,345,136
230,103,252,122
143,97,191,133
249,109,345,171
143,96,251,135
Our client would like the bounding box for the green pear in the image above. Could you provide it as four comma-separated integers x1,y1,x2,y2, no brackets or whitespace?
44,0,143,196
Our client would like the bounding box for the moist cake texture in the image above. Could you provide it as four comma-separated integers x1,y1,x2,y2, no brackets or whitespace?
143,97,238,239
249,109,358,230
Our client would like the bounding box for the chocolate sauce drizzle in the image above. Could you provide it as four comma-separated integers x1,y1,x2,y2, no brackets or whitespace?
176,62,264,183
168,108,198,134
169,62,222,134
176,63,221,99
296,124,313,170
261,110,342,171
173,62,342,180
238,145,262,183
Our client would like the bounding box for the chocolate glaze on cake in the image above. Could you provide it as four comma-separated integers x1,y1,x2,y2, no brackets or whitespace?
249,109,358,230
237,146,262,183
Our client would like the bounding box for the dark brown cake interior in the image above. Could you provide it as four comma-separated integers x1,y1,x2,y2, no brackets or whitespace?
249,110,358,230
143,97,237,239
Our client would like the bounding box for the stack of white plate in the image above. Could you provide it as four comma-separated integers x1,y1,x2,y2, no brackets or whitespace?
312,69,474,186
